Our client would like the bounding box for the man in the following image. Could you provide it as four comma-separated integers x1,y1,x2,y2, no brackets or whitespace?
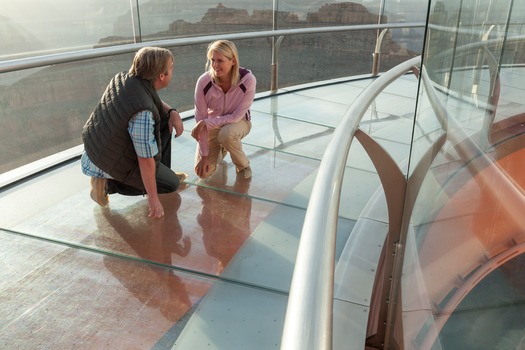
81,46,186,218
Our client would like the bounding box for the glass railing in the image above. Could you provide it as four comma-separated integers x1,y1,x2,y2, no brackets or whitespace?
280,0,525,349
386,1,525,349
1,1,429,60
0,1,427,179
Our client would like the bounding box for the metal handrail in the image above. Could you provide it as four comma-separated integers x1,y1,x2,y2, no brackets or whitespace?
0,22,424,74
0,22,424,189
280,56,421,350
372,28,390,76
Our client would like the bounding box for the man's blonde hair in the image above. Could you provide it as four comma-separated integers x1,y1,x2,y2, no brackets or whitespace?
129,47,173,81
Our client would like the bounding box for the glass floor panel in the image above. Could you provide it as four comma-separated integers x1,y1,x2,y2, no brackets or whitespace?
0,229,213,350
0,76,418,349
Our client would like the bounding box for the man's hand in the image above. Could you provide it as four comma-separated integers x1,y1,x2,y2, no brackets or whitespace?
147,195,164,218
137,156,164,219
168,110,184,137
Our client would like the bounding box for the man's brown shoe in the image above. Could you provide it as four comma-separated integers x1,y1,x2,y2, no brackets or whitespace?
176,172,189,182
90,177,109,207
175,172,189,192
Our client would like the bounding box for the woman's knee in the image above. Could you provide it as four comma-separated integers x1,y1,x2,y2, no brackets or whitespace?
217,127,235,144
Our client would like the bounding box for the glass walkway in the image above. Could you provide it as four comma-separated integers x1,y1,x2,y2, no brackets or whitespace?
0,74,418,349
2,1,525,349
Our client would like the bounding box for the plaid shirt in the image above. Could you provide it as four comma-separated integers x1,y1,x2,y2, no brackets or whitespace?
81,110,158,178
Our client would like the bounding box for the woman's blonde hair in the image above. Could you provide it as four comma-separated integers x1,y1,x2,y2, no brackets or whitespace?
129,47,173,81
205,40,240,86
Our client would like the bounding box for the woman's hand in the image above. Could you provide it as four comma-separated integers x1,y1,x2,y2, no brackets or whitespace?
195,156,210,178
191,120,206,140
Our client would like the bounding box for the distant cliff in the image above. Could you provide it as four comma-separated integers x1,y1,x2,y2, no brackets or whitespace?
161,2,387,37
307,2,382,23
103,2,412,77
106,2,395,44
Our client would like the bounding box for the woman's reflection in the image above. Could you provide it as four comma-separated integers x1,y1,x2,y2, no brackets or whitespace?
196,161,252,274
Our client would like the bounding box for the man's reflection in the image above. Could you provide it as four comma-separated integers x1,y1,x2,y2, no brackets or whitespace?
94,192,193,322
196,161,252,274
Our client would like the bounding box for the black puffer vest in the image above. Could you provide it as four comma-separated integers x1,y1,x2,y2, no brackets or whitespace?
82,72,163,189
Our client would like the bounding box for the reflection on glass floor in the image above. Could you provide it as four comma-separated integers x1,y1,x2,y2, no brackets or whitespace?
0,75,418,349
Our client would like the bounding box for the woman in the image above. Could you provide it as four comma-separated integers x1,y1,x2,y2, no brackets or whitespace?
191,40,256,179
